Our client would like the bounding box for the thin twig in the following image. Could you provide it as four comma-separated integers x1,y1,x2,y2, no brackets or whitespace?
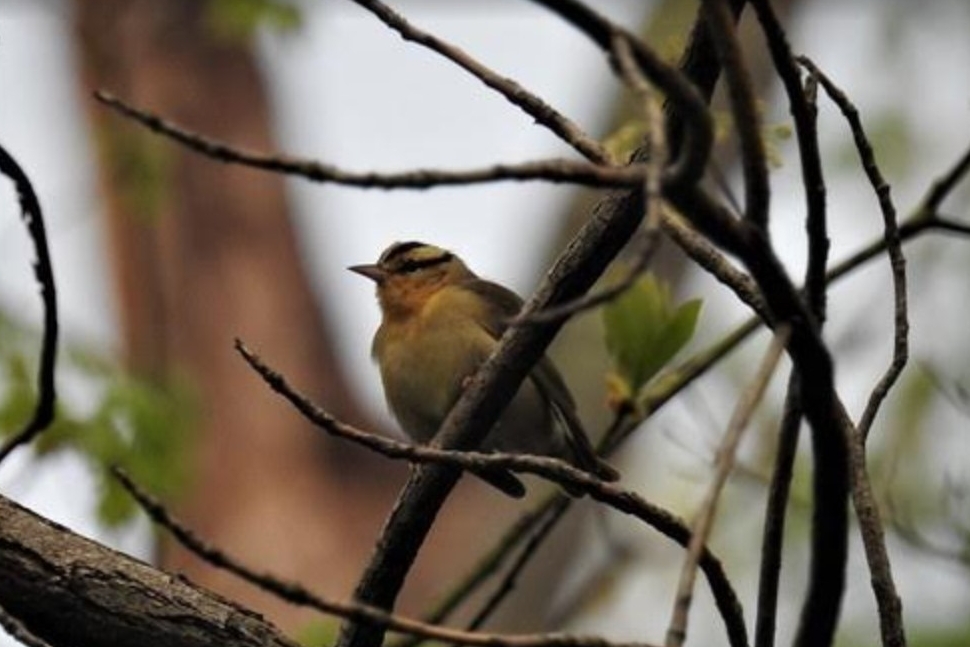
920,138,970,214
0,145,58,466
94,91,642,190
464,498,573,633
350,0,611,165
393,495,571,647
236,341,749,647
665,326,790,647
700,0,771,229
518,35,668,327
748,2,828,644
111,468,655,647
803,55,909,647
799,57,910,444
527,0,714,187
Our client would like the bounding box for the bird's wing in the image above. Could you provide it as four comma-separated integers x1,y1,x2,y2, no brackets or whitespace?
461,279,619,482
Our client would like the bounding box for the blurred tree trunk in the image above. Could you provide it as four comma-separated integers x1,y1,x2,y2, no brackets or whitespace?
72,0,533,632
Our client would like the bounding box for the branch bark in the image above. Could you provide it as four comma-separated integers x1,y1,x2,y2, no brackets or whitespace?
0,495,299,647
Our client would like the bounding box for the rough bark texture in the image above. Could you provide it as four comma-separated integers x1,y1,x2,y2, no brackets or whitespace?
0,494,297,647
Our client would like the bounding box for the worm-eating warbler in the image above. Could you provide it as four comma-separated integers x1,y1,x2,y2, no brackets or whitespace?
350,241,620,498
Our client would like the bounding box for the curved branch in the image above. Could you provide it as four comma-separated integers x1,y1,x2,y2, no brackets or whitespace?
0,145,59,466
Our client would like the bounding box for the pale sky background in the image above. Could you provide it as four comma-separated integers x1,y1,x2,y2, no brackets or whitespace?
2,1,970,645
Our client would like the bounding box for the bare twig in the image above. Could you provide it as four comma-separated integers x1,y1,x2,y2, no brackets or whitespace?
236,341,748,647
349,0,611,165
748,2,828,644
665,326,790,647
0,145,58,466
391,496,572,647
700,0,771,229
518,35,668,327
799,57,910,444
111,468,655,647
528,0,714,187
94,91,642,190
464,498,573,633
919,138,970,214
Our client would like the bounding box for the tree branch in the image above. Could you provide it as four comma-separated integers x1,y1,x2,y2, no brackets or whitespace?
665,326,789,647
236,341,749,647
700,0,771,229
111,470,655,647
348,0,611,165
94,91,642,189
0,494,300,647
0,145,59,466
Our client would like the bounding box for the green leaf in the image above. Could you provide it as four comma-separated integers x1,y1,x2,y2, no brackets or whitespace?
602,274,702,406
205,0,302,42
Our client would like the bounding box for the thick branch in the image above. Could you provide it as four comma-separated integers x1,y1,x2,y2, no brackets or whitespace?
0,495,299,647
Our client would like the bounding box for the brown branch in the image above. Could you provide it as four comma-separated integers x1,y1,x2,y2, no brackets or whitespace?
236,341,749,647
396,495,571,647
800,57,910,444
0,145,59,466
748,2,828,644
0,494,300,647
920,138,970,214
349,0,611,165
665,326,790,647
112,470,655,647
700,0,771,229
527,0,715,187
94,91,642,189
464,498,573,633
799,60,909,647
518,35,667,327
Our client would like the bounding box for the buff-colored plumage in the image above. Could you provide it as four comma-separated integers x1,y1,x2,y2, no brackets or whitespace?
351,241,619,497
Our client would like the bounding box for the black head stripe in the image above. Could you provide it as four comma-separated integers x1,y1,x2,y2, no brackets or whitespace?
396,251,454,274
380,241,426,265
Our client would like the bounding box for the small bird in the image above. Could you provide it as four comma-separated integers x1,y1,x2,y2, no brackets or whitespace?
350,241,620,498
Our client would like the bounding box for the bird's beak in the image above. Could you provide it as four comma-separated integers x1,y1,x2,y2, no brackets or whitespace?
349,264,385,283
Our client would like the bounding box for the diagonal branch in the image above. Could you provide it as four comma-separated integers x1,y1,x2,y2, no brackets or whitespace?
665,326,790,647
700,0,771,229
349,0,611,164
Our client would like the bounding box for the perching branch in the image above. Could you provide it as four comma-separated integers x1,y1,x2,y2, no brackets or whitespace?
0,145,59,466
236,341,749,647
748,1,828,643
